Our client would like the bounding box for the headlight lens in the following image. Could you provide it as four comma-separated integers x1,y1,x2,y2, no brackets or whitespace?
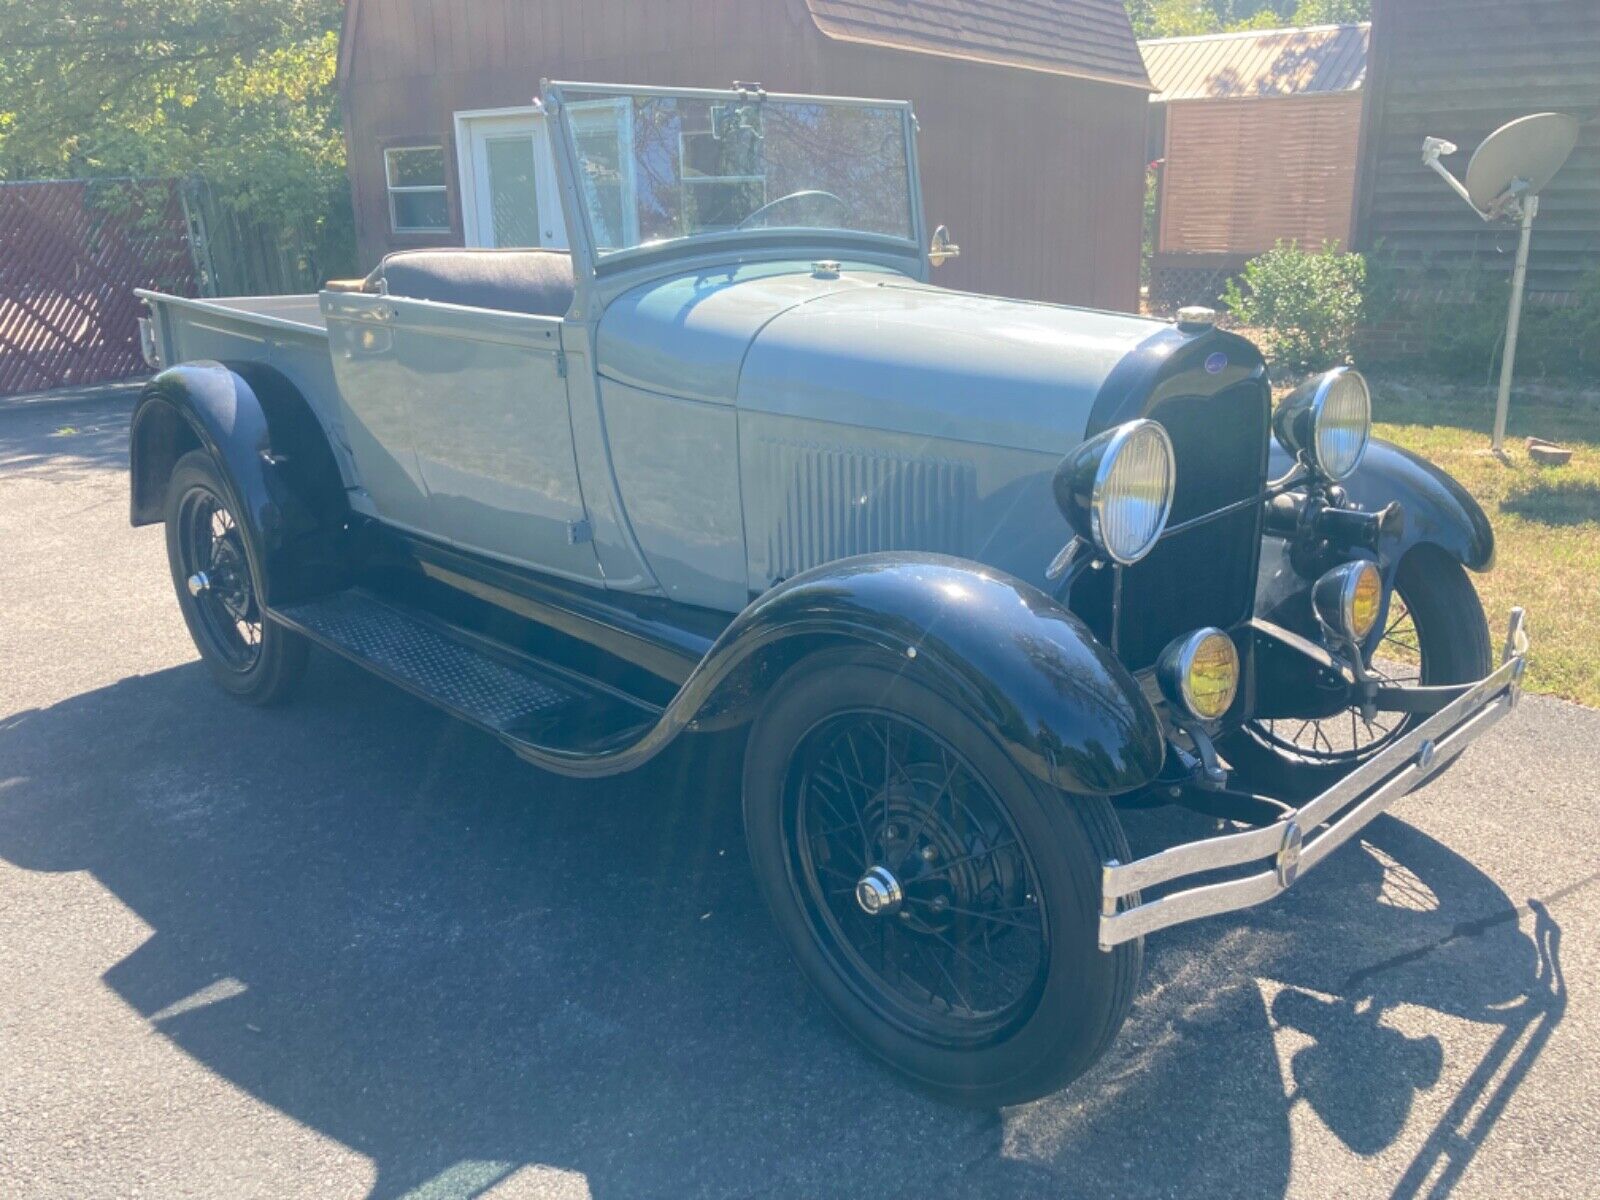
1093,420,1175,564
1157,628,1240,721
1313,561,1384,643
1273,366,1372,482
1314,369,1372,481
1349,562,1382,639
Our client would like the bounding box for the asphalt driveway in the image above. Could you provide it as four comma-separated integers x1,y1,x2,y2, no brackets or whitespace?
1,385,1596,1199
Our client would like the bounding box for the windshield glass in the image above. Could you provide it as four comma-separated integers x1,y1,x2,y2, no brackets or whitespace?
554,87,916,257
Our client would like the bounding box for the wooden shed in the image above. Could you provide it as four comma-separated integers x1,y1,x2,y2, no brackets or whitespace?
1140,23,1369,310
1354,0,1600,314
335,0,1154,310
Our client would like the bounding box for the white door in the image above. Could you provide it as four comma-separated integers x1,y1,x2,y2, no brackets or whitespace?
455,109,566,249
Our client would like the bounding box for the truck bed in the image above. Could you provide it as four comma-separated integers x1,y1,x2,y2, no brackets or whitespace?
135,289,356,487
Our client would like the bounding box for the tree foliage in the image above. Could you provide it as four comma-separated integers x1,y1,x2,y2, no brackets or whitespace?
0,0,352,278
1125,0,1370,39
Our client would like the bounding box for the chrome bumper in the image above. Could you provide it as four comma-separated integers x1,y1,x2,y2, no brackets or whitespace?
1098,609,1530,950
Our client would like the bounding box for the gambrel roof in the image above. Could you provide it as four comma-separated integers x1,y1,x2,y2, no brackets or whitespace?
802,0,1152,88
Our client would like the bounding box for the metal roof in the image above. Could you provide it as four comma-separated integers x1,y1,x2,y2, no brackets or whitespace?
803,0,1152,88
1140,22,1368,103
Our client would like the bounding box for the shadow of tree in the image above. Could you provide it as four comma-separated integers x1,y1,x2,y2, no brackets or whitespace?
0,655,1568,1198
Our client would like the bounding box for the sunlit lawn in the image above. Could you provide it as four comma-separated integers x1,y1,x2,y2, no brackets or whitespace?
1367,377,1600,707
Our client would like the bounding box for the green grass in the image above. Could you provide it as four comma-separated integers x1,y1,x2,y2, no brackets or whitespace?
1366,377,1600,707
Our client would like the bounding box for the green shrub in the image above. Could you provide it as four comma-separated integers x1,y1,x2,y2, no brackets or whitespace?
1222,241,1366,374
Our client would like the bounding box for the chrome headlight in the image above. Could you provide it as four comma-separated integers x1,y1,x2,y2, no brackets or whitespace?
1274,367,1371,482
1052,419,1175,565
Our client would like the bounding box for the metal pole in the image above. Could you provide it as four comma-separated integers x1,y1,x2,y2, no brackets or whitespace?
1492,195,1537,453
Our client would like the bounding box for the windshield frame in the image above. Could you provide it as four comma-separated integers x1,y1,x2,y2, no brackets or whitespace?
543,80,926,278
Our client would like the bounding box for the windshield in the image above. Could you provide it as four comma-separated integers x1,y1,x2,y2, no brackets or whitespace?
553,86,916,258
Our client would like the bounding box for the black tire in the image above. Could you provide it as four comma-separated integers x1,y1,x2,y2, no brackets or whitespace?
1226,545,1491,796
164,449,309,705
742,648,1140,1107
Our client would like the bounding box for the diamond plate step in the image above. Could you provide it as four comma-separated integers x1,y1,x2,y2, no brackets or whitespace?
272,590,657,751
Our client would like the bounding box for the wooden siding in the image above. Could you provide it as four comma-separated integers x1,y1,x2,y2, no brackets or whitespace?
337,0,1147,310
1355,0,1600,298
1157,92,1363,256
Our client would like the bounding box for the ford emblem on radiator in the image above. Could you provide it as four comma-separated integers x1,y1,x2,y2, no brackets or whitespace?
1204,351,1227,375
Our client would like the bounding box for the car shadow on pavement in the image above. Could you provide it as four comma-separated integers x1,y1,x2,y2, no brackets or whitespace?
0,656,1566,1199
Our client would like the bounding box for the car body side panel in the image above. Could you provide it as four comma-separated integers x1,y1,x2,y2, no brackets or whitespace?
323,291,604,584
738,410,1069,597
599,378,748,610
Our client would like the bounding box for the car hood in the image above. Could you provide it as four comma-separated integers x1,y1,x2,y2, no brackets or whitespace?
597,263,1165,452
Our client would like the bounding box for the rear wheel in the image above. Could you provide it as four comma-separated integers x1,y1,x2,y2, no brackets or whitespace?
742,649,1140,1107
164,450,308,705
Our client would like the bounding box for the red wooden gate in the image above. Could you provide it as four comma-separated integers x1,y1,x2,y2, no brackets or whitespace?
0,179,198,396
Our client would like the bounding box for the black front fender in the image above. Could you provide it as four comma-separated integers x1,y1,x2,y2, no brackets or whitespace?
1259,436,1495,634
688,555,1166,796
129,361,349,604
1341,438,1495,572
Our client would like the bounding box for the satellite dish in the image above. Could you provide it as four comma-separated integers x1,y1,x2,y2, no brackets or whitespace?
1463,112,1580,213
1421,112,1580,453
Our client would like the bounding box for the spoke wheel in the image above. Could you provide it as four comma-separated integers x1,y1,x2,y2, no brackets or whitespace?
743,649,1141,1107
786,710,1049,1047
176,485,264,672
1225,546,1490,795
163,449,308,705
1249,588,1423,764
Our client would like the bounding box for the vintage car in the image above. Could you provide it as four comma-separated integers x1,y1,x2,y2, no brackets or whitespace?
131,81,1527,1107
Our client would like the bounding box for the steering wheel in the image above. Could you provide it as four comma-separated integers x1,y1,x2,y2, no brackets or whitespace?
735,190,850,231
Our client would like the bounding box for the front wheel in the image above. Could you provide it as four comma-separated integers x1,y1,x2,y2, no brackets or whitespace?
164,449,309,705
742,649,1140,1107
1226,545,1491,796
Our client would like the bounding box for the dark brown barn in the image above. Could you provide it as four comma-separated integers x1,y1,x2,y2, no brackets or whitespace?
1354,0,1600,311
336,0,1153,310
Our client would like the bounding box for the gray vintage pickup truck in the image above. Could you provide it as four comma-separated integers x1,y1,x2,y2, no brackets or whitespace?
132,81,1527,1106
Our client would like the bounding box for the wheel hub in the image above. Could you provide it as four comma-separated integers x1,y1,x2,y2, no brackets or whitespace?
855,865,903,916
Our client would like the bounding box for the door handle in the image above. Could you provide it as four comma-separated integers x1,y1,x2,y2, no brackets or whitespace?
369,303,396,322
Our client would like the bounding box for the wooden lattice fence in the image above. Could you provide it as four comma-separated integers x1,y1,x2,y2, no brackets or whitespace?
0,179,199,396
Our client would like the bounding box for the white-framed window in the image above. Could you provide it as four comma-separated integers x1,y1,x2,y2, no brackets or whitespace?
385,145,450,233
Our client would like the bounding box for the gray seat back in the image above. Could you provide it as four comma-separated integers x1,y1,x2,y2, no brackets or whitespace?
366,248,575,318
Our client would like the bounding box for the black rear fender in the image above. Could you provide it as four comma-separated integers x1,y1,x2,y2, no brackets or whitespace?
129,361,351,604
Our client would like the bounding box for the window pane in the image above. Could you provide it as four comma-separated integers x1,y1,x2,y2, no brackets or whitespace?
387,146,446,187
485,135,539,247
392,189,450,231
572,110,627,249
559,90,914,256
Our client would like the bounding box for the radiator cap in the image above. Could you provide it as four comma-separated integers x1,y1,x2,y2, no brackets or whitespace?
1176,306,1217,331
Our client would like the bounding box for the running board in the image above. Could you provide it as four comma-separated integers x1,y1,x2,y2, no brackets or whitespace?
270,590,661,766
